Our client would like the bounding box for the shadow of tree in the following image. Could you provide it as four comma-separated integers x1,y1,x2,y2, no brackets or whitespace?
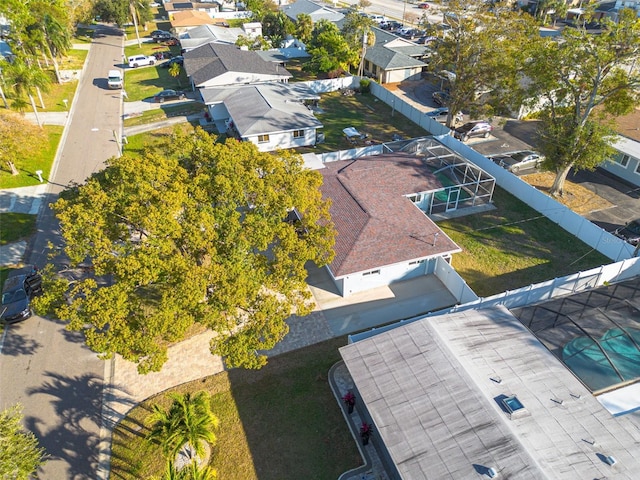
25,371,135,479
0,327,42,356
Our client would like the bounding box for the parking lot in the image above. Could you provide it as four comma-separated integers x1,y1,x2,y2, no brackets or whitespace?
389,79,640,231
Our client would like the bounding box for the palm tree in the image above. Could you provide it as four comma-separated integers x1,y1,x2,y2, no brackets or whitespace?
5,59,50,127
147,392,219,462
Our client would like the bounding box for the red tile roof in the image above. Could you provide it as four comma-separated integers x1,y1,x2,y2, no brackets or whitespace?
320,153,461,278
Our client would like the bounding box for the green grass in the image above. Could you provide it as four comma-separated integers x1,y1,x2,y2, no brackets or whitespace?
123,63,189,102
110,337,360,480
0,213,37,245
0,126,63,189
300,91,431,153
123,103,205,127
437,187,611,297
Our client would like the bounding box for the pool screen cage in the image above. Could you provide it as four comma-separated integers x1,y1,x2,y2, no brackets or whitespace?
511,280,640,394
386,137,495,215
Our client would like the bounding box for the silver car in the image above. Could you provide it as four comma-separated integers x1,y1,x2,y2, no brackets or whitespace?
490,150,544,173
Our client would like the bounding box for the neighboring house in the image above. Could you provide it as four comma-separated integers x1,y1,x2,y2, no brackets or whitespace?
0,39,13,61
164,1,219,17
179,24,245,51
242,22,262,38
362,27,430,84
183,42,292,88
200,82,322,151
281,0,344,23
601,108,640,187
170,10,215,35
340,289,640,480
319,153,462,296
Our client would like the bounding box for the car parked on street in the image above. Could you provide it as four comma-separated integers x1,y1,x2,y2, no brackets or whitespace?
380,20,402,31
154,89,186,102
1,266,42,324
432,91,451,106
489,150,544,172
151,30,171,40
107,69,123,89
418,2,430,9
425,107,463,124
614,218,640,246
128,54,156,68
453,121,493,141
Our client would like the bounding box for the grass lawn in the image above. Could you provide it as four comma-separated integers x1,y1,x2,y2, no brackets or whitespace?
123,103,204,128
110,337,360,480
437,187,611,297
123,63,189,102
0,126,63,189
0,213,37,245
302,90,431,153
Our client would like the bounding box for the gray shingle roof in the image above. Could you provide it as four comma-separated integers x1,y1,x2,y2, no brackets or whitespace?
341,305,640,479
365,45,426,70
220,83,322,137
282,0,344,23
183,43,292,87
320,154,460,277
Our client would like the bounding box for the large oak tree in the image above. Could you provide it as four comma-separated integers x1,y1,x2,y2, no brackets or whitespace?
524,9,640,195
44,130,335,373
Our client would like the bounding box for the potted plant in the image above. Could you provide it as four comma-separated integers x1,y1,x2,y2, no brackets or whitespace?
360,422,371,445
343,391,356,414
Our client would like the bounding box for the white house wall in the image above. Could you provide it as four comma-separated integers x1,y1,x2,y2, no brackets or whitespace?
245,128,317,152
383,67,422,84
198,72,289,88
339,258,433,296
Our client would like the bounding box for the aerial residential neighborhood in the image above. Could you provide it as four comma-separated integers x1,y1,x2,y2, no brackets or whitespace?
0,0,639,479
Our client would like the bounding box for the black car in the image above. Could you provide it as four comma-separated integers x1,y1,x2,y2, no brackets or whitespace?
154,89,186,102
1,266,42,324
161,56,184,68
380,20,402,31
432,91,451,106
453,121,493,141
154,32,173,43
614,219,640,246
151,30,171,40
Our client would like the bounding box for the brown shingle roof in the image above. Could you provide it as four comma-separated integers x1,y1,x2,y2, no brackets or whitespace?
320,154,461,278
170,10,215,27
613,107,640,142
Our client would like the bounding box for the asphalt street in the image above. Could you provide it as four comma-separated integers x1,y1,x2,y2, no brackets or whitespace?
0,24,124,480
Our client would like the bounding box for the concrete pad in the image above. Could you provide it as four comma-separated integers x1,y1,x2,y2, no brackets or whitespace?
0,240,27,267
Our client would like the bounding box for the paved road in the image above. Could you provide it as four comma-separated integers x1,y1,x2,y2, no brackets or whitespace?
0,24,124,480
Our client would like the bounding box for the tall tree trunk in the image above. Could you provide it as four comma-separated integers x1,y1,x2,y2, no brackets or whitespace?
29,94,42,127
549,163,573,196
7,160,19,175
36,87,45,109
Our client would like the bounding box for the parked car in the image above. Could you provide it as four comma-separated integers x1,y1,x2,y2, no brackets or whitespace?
432,91,451,106
614,218,640,246
1,266,42,324
154,32,173,42
489,150,544,172
380,20,402,31
418,2,430,8
128,54,156,68
161,56,184,68
369,14,386,23
154,89,186,102
453,121,493,141
151,30,171,40
425,107,463,124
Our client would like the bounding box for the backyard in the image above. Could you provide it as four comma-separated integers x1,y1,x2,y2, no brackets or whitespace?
109,337,360,480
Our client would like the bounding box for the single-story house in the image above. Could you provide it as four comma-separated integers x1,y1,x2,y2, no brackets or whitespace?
170,10,216,35
601,108,640,187
178,24,245,51
183,42,292,89
281,0,344,23
319,153,461,296
200,82,322,152
361,27,430,84
340,298,640,479
163,1,219,17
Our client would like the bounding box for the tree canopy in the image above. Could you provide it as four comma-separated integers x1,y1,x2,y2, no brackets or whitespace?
524,8,640,195
0,405,48,479
43,130,335,373
0,108,48,175
306,20,359,76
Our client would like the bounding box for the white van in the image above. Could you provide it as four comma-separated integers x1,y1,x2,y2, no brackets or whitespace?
369,14,386,23
107,70,123,89
128,55,156,68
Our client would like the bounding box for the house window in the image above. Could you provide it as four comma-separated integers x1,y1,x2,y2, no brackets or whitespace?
365,60,370,71
635,161,640,175
362,269,380,276
293,130,304,138
258,134,270,143
616,154,630,167
372,65,377,74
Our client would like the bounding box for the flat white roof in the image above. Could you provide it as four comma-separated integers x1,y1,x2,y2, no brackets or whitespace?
340,306,640,479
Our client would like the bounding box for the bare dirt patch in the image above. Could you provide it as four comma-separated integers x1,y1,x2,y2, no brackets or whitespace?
522,172,614,215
